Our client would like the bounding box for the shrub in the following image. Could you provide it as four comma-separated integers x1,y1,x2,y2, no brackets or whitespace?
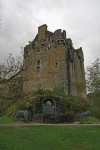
0,117,14,124
88,92,100,119
81,116,99,124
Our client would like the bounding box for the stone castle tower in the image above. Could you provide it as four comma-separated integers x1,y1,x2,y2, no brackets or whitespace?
23,24,86,97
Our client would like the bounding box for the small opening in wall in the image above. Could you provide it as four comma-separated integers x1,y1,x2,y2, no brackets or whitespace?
36,60,41,71
56,62,58,68
37,49,40,52
37,60,40,65
37,66,40,71
41,43,44,47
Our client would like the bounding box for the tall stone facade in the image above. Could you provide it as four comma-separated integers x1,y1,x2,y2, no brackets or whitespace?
23,24,86,97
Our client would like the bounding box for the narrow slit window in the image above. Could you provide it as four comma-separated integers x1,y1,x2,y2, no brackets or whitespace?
36,60,41,71
56,62,58,68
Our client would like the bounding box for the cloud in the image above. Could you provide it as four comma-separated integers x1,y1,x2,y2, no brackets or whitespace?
0,0,100,67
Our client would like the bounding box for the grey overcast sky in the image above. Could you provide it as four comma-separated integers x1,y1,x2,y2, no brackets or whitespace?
0,0,100,67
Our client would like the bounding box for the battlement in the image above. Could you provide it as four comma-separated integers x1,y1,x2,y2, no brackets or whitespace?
53,29,66,40
24,25,68,59
24,25,85,64
37,24,66,41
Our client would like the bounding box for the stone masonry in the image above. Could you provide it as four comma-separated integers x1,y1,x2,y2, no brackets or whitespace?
22,24,86,97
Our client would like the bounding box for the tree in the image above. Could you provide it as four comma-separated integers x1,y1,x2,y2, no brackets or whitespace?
86,58,100,93
0,54,23,115
74,81,86,96
88,92,100,119
0,54,22,82
0,54,23,99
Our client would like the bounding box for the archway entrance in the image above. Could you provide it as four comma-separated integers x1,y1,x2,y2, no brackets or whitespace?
42,98,56,122
34,96,64,123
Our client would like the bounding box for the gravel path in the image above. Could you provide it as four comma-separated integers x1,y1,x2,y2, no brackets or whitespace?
0,122,100,127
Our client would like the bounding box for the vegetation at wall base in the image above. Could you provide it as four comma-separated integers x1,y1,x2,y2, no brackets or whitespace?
81,116,99,124
4,87,88,118
0,117,14,124
1,84,99,122
5,93,36,117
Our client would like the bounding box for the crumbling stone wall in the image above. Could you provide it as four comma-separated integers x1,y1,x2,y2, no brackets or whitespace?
22,24,86,97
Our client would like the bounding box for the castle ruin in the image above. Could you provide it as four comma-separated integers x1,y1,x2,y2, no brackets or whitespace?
23,24,86,97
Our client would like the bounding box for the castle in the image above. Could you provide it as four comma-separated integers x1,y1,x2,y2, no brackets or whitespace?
22,24,86,97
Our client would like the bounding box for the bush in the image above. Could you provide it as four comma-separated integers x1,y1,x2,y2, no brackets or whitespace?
88,92,100,119
0,117,14,124
5,95,36,117
81,117,99,124
33,86,65,96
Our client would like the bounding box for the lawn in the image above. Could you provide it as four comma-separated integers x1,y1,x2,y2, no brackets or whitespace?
0,125,100,150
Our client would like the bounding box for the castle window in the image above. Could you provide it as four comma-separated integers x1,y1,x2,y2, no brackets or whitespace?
41,43,44,47
36,60,41,71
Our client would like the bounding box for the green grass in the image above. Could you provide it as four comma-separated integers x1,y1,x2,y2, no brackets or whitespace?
0,125,100,150
0,117,14,124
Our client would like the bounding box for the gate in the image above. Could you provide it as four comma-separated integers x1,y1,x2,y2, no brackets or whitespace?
43,106,55,114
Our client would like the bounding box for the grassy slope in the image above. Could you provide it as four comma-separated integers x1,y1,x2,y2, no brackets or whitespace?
0,126,100,150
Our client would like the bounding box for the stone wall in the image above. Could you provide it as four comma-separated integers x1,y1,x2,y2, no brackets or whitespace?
22,24,86,97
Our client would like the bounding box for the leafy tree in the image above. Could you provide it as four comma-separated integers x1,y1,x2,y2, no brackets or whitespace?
88,92,100,119
0,54,22,82
86,58,100,93
0,54,23,114
74,81,86,96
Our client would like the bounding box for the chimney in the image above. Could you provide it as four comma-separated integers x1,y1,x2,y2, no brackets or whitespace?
38,24,47,40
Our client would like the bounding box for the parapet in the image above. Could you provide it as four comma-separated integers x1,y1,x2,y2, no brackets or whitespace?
53,29,66,40
37,24,66,41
